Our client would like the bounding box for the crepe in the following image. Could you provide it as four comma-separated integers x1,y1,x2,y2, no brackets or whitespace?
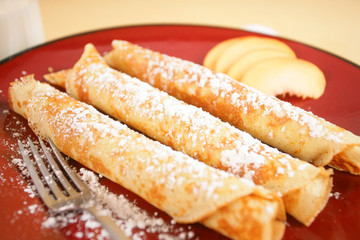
9,76,285,240
104,40,360,174
45,44,332,226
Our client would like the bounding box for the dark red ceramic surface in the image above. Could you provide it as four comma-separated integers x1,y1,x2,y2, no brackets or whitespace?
0,25,359,240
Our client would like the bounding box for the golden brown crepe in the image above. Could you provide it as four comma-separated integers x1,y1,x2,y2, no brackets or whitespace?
9,76,285,240
45,44,332,226
104,40,360,174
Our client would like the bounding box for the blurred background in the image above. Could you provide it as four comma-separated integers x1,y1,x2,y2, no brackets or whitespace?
1,0,360,65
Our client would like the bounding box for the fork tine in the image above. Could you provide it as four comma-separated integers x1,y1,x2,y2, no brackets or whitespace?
38,137,78,196
28,138,64,200
18,140,49,202
46,137,91,195
20,139,129,240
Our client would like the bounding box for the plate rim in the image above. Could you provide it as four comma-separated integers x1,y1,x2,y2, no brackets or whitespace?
1,23,359,69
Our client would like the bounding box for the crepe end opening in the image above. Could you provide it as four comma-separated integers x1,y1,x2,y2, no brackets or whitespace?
330,145,360,175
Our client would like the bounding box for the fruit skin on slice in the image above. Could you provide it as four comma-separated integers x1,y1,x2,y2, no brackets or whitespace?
241,57,326,99
214,36,296,73
203,38,241,70
227,48,296,81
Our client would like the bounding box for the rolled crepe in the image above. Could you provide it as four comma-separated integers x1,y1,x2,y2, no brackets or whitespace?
45,44,332,226
9,76,286,240
104,40,360,174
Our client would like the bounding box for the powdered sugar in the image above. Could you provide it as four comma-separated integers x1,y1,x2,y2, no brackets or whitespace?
70,49,313,187
9,78,268,238
117,40,343,144
330,191,342,200
2,106,199,239
7,137,197,240
79,168,196,239
23,85,243,206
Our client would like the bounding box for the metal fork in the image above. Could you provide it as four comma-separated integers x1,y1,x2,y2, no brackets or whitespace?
18,137,130,240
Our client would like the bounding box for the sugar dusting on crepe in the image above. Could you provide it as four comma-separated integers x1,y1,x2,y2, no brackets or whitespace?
2,111,196,240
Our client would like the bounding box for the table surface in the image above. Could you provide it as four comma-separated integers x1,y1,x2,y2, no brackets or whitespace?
38,0,360,66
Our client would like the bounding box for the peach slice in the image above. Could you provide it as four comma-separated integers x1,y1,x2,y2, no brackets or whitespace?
241,58,326,99
227,48,295,81
203,38,240,70
214,36,296,73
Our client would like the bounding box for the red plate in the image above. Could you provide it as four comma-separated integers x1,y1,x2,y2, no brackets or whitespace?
0,25,359,240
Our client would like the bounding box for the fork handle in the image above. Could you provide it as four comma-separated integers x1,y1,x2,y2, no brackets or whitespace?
86,206,131,240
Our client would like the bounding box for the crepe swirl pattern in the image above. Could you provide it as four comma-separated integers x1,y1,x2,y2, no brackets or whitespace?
104,40,360,174
45,44,332,226
9,76,286,240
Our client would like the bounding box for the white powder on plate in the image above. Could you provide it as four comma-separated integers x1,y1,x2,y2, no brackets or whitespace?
2,110,196,239
6,134,196,240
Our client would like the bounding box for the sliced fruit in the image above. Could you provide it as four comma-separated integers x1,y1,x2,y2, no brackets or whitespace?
203,38,240,70
214,36,296,73
227,48,295,81
241,58,326,99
